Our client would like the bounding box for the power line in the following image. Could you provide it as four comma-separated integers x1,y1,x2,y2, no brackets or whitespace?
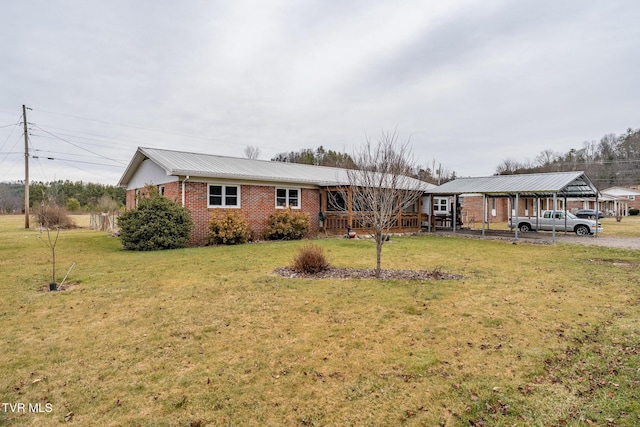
32,107,232,145
31,124,127,166
0,115,22,155
31,125,139,150
30,131,133,153
33,148,128,162
31,155,125,167
0,133,24,174
54,158,116,180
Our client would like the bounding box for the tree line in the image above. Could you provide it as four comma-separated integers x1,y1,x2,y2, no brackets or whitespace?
495,127,640,188
0,180,126,214
270,146,456,185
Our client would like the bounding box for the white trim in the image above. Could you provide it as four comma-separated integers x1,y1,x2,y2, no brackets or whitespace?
208,184,241,208
275,187,301,209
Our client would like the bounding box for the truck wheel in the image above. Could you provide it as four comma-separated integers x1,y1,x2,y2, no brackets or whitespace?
519,223,531,233
575,225,589,235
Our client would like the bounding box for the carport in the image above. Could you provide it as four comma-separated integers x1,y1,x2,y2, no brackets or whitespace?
426,171,601,242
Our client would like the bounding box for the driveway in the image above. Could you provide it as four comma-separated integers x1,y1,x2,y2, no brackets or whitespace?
431,229,640,251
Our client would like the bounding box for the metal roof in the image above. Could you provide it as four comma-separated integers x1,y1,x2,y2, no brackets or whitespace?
429,171,600,198
118,147,436,191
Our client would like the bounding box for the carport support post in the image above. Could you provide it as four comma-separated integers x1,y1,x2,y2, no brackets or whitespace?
481,194,486,237
552,193,557,244
514,194,519,241
428,195,433,232
452,195,457,234
595,195,599,237
563,196,568,235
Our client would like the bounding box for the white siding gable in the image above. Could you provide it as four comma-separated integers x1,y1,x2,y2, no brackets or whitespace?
126,159,178,190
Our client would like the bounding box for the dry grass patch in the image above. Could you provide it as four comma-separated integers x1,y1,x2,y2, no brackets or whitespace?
1,215,639,426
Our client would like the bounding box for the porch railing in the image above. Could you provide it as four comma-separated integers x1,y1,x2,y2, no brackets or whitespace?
323,212,421,232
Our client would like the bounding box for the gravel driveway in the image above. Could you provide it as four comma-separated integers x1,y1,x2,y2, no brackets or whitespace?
432,229,640,251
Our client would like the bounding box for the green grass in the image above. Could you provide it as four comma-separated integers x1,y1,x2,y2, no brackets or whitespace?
1,214,639,426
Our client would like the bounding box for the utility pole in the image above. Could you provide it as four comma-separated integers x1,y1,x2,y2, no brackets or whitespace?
23,105,29,229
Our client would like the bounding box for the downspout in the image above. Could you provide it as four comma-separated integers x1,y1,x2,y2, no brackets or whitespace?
182,175,190,208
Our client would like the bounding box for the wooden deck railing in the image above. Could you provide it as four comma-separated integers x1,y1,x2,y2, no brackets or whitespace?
323,212,422,233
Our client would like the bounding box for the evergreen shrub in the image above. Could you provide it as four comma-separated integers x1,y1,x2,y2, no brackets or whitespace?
117,194,192,251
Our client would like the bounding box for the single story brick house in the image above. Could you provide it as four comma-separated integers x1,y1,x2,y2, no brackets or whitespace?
118,147,436,245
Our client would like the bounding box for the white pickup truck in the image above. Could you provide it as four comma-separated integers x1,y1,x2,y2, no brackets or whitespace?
508,210,603,235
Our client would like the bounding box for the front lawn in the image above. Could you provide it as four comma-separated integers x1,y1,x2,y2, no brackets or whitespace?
1,215,638,426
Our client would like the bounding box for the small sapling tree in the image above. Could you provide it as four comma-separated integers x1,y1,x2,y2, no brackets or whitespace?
332,130,424,277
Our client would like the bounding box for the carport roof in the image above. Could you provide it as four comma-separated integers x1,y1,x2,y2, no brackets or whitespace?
429,171,600,198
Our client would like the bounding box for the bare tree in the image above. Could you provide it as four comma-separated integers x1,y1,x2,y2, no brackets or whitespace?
35,201,62,290
335,130,424,277
97,194,118,212
243,145,261,160
495,158,519,175
534,149,559,171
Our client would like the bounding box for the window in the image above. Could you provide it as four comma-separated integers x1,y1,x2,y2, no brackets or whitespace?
208,185,240,207
276,188,300,208
158,185,165,196
434,197,448,213
327,191,346,211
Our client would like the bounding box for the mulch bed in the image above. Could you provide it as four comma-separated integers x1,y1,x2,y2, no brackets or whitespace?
273,266,462,281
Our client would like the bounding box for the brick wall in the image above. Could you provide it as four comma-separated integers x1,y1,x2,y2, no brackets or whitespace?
182,182,320,245
462,195,511,222
163,182,181,204
124,181,320,245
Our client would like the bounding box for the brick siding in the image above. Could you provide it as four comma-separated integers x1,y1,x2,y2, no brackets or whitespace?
126,182,320,246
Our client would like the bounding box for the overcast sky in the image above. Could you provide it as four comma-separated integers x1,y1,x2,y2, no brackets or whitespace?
1,0,639,185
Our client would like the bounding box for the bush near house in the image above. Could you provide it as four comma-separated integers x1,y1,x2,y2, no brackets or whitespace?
207,210,251,245
629,208,639,216
117,194,192,251
263,209,310,240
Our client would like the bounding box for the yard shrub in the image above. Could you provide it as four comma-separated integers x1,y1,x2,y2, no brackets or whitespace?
65,197,81,212
292,244,329,274
263,208,310,240
32,202,76,229
207,210,251,245
629,208,639,216
117,194,192,251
